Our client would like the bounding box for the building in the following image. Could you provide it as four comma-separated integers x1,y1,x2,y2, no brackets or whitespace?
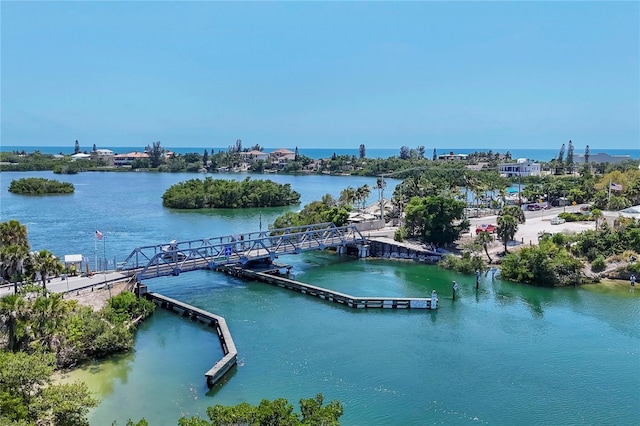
269,148,296,169
240,150,269,162
438,151,468,161
113,152,149,167
497,159,541,177
90,149,115,166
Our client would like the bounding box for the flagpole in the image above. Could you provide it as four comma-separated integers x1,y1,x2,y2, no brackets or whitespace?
608,179,611,204
94,233,98,272
103,236,107,271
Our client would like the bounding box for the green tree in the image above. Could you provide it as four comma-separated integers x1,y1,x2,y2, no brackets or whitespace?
359,144,366,159
145,141,164,168
497,214,518,253
475,231,494,264
403,195,468,246
0,293,30,352
0,351,97,425
0,244,30,293
26,250,63,289
179,393,343,426
0,220,28,247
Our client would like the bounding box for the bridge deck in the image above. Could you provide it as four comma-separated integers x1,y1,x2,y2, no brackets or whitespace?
119,222,367,280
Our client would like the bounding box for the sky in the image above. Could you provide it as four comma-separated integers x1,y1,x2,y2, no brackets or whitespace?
1,1,639,151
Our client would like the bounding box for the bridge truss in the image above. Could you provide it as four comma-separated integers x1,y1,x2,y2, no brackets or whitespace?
119,222,366,280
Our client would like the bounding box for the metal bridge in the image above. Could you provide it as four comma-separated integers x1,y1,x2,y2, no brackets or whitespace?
118,222,367,280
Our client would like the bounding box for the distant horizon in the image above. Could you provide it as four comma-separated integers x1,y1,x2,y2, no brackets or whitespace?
2,2,638,150
2,143,637,153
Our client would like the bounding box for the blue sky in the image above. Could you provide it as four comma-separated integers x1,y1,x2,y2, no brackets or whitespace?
2,1,638,151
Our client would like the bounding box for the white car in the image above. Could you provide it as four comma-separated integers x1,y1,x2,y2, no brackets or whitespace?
551,216,566,225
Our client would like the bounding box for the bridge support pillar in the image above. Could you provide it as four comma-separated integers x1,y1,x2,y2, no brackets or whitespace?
337,245,346,255
357,244,370,258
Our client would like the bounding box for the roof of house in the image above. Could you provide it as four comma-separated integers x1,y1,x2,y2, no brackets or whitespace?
271,148,295,155
115,152,149,158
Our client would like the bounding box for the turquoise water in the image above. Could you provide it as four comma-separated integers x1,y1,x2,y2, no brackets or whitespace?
3,171,640,425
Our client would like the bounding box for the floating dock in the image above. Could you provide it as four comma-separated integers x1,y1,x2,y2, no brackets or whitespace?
145,292,237,387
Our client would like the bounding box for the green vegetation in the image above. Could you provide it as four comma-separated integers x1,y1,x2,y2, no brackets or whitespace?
500,217,640,286
496,205,526,254
8,177,74,195
272,195,351,229
0,351,98,425
178,393,343,426
162,177,301,209
0,285,155,366
499,239,584,286
402,196,468,246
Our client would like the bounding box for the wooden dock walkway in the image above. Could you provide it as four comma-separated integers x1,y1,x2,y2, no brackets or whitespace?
229,268,437,309
145,292,237,387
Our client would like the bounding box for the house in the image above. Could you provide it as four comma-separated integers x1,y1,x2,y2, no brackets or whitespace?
240,150,269,162
438,152,468,161
113,151,149,167
497,159,541,177
90,149,115,166
70,153,91,161
269,148,296,169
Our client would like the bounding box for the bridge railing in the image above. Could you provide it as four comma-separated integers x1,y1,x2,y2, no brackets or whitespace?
118,223,366,280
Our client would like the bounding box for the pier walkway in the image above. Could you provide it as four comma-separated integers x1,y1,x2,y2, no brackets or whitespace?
229,267,437,310
144,292,237,387
119,222,367,281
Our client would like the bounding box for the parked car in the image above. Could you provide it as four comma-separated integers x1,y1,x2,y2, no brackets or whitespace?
476,224,497,234
527,203,550,211
550,216,566,225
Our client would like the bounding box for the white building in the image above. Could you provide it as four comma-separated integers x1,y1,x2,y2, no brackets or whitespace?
497,159,541,177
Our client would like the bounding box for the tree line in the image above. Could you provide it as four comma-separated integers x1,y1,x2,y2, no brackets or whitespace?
162,177,301,209
8,177,74,195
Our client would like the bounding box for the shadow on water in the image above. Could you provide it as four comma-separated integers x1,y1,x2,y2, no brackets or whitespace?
204,365,239,398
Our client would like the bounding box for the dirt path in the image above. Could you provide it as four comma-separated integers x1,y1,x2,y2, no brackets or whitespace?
66,281,130,311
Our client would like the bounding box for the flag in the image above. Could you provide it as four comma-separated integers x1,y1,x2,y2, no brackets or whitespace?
95,230,103,239
610,182,623,191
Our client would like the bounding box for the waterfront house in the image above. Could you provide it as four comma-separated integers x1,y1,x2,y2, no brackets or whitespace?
113,151,149,167
497,159,541,177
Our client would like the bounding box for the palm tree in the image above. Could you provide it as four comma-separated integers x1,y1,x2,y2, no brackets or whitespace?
355,185,371,212
0,293,29,352
0,220,28,247
591,208,603,230
339,187,356,208
497,214,518,254
501,205,526,224
32,292,68,350
28,250,63,289
475,231,494,264
0,244,30,293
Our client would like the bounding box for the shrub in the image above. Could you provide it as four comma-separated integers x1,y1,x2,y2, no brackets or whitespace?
439,253,485,275
591,255,606,272
394,227,407,242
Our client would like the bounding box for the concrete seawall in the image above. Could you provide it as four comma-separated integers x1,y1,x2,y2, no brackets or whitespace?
145,292,237,388
367,238,443,263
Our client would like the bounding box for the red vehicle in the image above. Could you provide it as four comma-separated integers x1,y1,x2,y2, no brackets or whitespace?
475,224,497,234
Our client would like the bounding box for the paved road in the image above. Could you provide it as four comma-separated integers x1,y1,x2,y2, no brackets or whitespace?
0,270,130,298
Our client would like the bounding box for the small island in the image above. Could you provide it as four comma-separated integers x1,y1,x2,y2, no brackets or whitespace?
8,177,74,195
162,176,301,209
